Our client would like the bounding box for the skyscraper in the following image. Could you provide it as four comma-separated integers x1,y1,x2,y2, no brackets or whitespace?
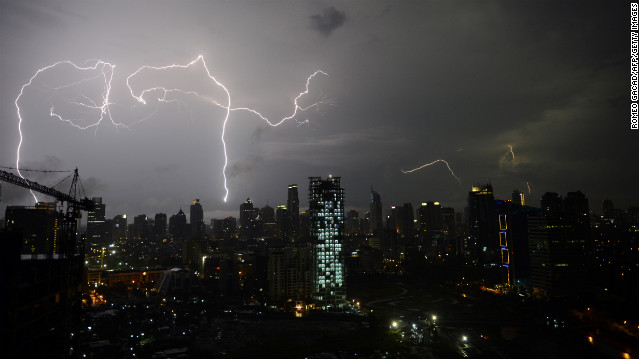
369,187,383,233
169,209,188,241
540,192,563,218
5,204,62,255
467,184,497,259
153,213,167,239
190,199,204,236
87,197,106,245
288,184,300,241
309,176,346,309
239,198,258,241
512,189,525,206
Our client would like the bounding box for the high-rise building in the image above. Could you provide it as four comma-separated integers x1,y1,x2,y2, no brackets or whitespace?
467,184,498,259
169,209,188,240
112,214,127,242
276,205,290,240
268,246,312,304
418,201,443,246
602,199,614,219
153,213,167,239
309,176,346,308
260,204,277,239
540,192,563,218
190,199,204,236
5,204,62,255
369,187,383,233
87,197,106,245
288,185,300,241
132,214,149,241
346,209,359,235
239,198,258,240
512,189,525,206
563,191,590,230
528,216,576,297
399,203,415,238
496,200,512,285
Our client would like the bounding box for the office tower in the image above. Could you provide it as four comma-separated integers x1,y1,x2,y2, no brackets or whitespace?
260,204,278,239
528,216,577,297
212,216,238,241
399,203,414,238
112,214,127,242
540,192,563,218
418,202,444,243
132,214,149,241
346,209,359,235
276,205,290,240
190,199,205,236
268,249,286,303
153,213,167,239
496,200,512,285
299,210,312,245
87,197,106,245
288,184,300,240
182,235,207,272
369,187,383,233
512,189,525,206
260,204,275,222
467,184,498,259
442,207,455,232
309,176,346,308
5,204,62,255
509,205,541,288
169,209,188,240
563,191,590,230
268,246,312,304
239,198,258,240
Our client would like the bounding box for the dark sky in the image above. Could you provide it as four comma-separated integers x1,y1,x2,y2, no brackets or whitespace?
0,0,637,221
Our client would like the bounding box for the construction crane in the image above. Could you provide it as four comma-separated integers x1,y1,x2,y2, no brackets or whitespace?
0,167,94,256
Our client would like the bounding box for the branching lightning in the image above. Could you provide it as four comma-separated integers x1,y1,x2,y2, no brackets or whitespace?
401,159,462,185
16,55,328,203
499,144,516,169
15,60,126,202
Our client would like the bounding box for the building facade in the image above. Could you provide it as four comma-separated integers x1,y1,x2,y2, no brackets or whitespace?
309,176,346,309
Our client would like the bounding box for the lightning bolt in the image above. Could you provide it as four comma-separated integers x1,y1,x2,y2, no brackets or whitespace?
126,55,329,202
526,181,531,195
15,55,329,204
15,59,127,202
499,144,516,169
401,159,462,185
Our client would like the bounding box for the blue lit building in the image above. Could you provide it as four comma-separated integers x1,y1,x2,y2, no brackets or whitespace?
309,176,346,309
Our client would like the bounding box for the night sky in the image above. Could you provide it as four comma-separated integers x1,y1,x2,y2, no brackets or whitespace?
0,0,637,221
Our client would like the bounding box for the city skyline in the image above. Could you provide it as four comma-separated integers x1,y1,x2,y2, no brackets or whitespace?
0,1,637,221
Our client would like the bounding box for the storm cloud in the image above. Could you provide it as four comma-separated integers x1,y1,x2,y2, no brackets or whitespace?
0,0,635,221
309,6,346,36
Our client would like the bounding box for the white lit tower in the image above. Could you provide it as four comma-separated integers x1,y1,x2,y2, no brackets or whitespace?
309,176,346,309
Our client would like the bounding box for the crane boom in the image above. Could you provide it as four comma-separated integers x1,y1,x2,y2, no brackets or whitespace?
0,168,93,210
0,167,94,256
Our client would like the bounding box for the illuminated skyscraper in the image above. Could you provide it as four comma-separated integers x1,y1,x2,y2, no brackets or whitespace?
467,184,497,258
309,176,346,308
87,197,106,245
